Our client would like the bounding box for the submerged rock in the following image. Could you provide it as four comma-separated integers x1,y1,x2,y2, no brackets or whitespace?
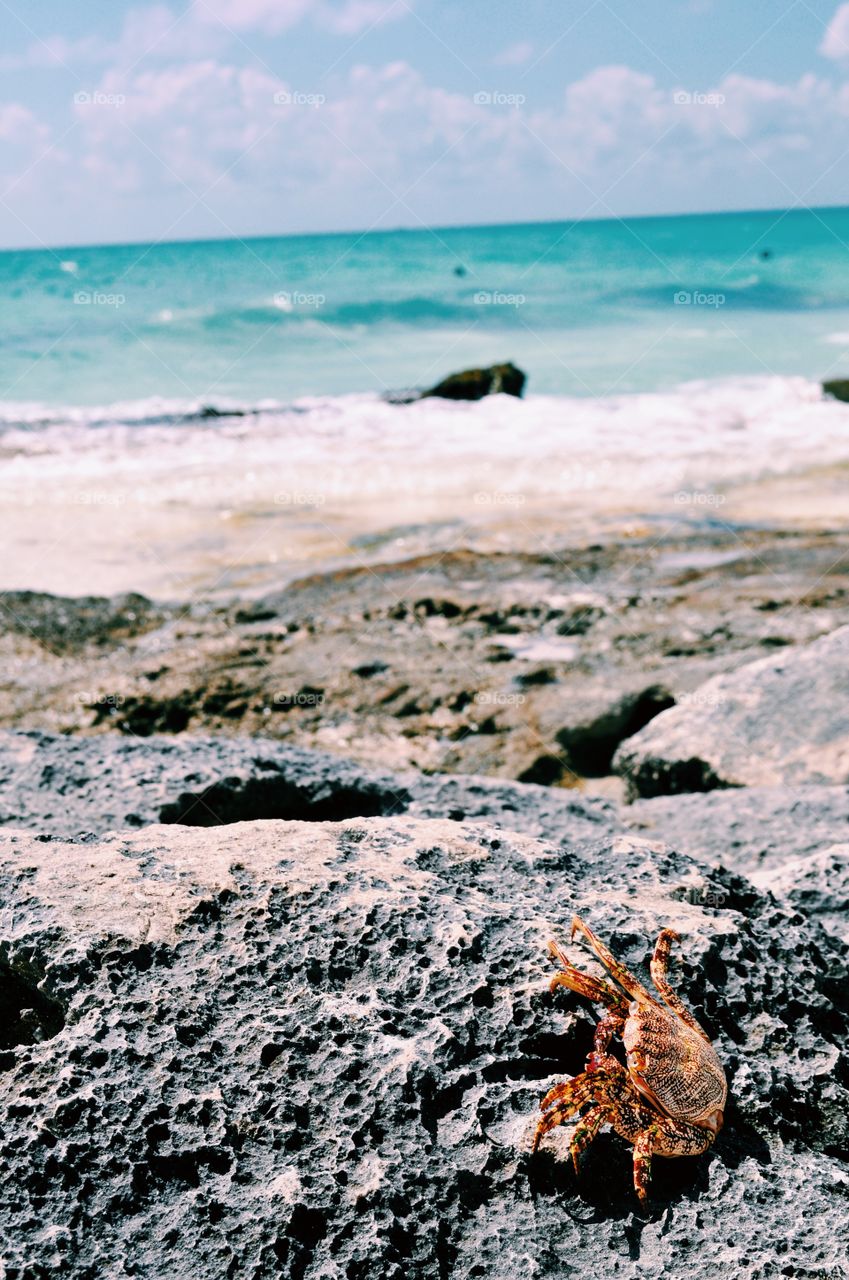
822,378,849,403
614,625,849,798
423,362,526,400
0,817,847,1278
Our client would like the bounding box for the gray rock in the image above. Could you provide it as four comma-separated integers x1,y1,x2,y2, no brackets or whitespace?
1,818,847,1279
0,730,413,835
628,786,849,947
614,625,849,798
750,844,849,945
0,729,620,846
627,785,849,874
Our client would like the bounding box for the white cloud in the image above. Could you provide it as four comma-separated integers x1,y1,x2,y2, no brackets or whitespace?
8,53,849,245
322,0,409,36
192,0,408,36
821,3,849,59
0,103,50,148
0,5,227,72
193,0,313,34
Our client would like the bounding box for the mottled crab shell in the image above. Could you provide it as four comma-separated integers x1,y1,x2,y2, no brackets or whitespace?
623,998,728,1131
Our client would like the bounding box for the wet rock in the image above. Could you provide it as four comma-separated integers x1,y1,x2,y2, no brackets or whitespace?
0,589,164,653
0,818,846,1279
422,362,526,400
822,378,849,403
614,626,849,798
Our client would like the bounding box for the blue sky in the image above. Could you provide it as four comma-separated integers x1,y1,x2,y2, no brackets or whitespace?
1,0,849,247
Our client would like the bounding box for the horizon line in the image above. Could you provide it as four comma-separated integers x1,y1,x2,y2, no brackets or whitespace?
2,200,849,257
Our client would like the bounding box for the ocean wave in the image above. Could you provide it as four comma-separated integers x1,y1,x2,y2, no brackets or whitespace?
0,375,838,441
608,279,837,311
196,294,485,330
0,396,306,432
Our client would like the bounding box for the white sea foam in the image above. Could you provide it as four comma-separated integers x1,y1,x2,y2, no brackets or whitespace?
1,375,847,597
0,375,844,508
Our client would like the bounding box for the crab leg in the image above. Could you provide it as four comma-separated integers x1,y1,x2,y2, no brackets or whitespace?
537,1071,600,1119
631,1114,715,1206
592,1012,625,1057
570,915,655,1005
568,1104,607,1173
547,940,630,1017
650,928,711,1043
533,1068,620,1152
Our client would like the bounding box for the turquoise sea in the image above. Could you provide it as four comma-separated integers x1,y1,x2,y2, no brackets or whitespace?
4,206,849,599
4,206,849,413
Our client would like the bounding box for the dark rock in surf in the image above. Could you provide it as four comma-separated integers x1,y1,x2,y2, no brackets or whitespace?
423,362,526,401
822,379,849,403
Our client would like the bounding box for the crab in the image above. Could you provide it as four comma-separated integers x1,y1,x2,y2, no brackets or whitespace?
532,915,727,1206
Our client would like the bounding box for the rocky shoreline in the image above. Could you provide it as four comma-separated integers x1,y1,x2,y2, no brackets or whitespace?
2,516,849,1278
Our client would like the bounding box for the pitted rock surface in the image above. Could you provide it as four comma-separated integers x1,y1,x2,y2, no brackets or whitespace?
1,818,847,1279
